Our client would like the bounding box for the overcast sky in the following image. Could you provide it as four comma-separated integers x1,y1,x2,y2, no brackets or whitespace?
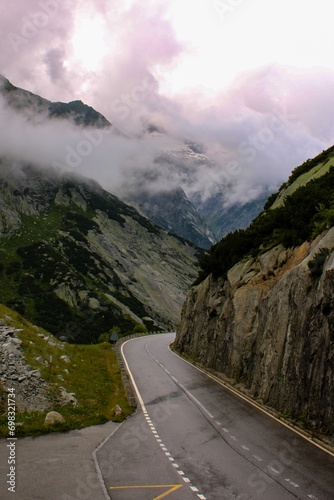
1,0,334,205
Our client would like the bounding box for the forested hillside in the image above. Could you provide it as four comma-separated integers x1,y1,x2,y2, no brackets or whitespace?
196,146,334,284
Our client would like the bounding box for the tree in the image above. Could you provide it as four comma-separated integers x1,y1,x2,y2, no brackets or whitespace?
109,325,121,335
98,332,109,343
134,324,148,333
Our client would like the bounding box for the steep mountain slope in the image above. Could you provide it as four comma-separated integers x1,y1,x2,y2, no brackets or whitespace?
0,162,200,343
175,146,334,437
193,191,270,240
126,187,215,249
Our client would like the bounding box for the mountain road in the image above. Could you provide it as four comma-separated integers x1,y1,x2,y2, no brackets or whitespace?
98,333,334,500
1,332,333,500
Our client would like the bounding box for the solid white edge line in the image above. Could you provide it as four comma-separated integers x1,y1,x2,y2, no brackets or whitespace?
121,339,147,412
169,344,334,458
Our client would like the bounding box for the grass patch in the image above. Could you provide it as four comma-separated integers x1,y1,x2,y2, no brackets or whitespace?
270,157,334,210
0,304,134,437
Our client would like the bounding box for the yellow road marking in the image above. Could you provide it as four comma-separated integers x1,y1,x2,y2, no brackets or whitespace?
153,485,183,499
109,484,183,499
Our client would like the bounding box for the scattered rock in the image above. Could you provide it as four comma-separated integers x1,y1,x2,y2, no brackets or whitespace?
2,343,22,358
11,337,22,347
36,356,47,365
60,355,71,364
44,411,65,426
59,387,77,406
47,339,58,347
0,322,51,412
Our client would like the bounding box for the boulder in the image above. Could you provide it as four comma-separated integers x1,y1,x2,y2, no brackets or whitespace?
44,411,65,426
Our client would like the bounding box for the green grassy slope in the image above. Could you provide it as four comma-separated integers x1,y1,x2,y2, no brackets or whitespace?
0,304,134,437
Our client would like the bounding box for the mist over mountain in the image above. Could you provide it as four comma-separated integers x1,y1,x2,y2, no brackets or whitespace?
194,191,271,240
2,70,333,247
0,75,263,245
3,72,334,251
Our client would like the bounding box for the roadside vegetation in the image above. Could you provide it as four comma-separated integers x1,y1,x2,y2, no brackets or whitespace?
0,304,134,437
195,152,334,284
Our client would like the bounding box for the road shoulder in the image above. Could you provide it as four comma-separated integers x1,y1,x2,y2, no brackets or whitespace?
0,421,120,500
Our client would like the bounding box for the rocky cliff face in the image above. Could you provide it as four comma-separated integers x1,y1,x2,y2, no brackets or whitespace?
175,229,334,436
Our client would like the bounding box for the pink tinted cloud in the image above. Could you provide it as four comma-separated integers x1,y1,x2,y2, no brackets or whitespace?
1,2,334,207
0,0,184,112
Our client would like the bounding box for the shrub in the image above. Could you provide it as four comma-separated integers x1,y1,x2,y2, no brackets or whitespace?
308,248,330,279
134,324,148,333
98,332,110,343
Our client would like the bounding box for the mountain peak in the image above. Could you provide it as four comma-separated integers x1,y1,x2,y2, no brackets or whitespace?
0,74,16,91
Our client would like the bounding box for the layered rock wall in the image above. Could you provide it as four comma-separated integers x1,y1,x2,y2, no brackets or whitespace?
175,229,334,436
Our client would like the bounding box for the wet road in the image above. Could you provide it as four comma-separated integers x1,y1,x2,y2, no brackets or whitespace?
99,333,334,500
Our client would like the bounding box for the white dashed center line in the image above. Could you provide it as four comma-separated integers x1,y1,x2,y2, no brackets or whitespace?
121,339,208,500
284,478,300,488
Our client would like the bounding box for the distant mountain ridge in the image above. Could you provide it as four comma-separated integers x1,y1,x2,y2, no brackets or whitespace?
126,187,216,249
193,191,270,240
0,74,111,129
0,74,270,246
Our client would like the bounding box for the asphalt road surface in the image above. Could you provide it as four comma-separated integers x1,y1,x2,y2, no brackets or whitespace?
98,333,334,500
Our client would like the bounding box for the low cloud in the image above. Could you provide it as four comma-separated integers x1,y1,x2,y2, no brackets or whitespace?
1,1,334,207
1,63,334,210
